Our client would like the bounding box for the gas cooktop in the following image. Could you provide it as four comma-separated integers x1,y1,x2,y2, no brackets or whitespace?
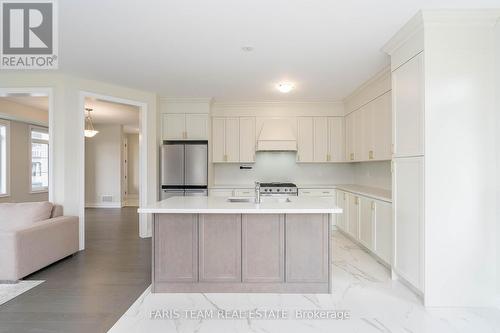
259,182,298,195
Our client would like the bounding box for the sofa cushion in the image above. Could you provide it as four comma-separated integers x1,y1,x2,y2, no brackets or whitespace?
0,201,54,231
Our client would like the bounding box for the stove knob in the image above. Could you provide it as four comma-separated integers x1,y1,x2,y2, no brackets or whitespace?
277,189,280,192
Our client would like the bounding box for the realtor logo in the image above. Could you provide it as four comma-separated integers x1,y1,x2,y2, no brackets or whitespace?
1,0,58,69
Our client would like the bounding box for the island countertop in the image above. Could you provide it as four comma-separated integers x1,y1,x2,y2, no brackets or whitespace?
138,196,342,214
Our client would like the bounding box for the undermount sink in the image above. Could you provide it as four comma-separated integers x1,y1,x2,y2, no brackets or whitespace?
227,197,254,203
226,196,292,203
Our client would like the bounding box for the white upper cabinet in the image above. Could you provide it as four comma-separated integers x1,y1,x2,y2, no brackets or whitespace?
212,117,226,163
239,117,256,163
361,103,374,161
345,112,355,161
162,113,208,140
297,117,314,163
372,92,392,160
212,117,256,164
224,118,240,163
162,114,185,140
313,117,328,162
328,117,345,162
392,52,424,157
185,114,209,140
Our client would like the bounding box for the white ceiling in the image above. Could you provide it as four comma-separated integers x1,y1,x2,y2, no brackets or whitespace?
60,0,498,101
84,98,140,133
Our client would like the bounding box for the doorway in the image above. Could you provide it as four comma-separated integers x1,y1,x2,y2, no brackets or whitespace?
80,92,149,250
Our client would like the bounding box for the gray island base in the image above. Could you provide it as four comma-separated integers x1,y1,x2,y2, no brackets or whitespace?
139,196,342,294
153,213,331,293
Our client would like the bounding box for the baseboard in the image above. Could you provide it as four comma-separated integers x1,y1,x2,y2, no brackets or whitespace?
85,203,122,208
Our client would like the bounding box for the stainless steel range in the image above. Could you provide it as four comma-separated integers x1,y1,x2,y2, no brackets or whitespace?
259,182,298,196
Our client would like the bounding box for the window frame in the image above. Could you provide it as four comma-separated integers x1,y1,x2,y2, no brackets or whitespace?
0,119,10,197
29,125,49,193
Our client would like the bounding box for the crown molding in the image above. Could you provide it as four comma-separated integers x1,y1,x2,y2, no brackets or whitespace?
212,100,343,107
343,65,391,103
382,9,500,55
160,97,213,104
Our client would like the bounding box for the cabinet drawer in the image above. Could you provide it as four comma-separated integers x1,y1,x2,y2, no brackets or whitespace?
209,189,234,197
299,189,336,197
233,189,254,197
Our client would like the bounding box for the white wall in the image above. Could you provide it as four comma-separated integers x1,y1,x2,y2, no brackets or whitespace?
0,119,49,203
213,152,354,186
352,161,391,190
127,133,139,196
422,12,499,307
85,124,123,207
0,72,158,247
496,17,500,305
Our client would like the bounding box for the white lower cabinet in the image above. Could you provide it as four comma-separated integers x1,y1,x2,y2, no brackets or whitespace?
336,189,392,266
209,189,234,197
374,200,392,264
347,193,359,239
359,197,374,251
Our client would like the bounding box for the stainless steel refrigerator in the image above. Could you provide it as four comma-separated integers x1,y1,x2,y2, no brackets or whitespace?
160,141,208,200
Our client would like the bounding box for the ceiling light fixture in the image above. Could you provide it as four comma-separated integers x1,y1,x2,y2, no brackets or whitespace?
84,108,99,138
277,82,294,93
241,46,254,52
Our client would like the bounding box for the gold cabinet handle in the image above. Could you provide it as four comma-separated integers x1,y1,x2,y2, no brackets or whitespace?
371,201,375,210
223,154,228,162
350,153,354,161
326,154,331,162
355,197,359,205
369,150,374,160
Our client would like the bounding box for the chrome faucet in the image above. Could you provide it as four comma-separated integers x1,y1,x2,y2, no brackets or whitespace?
255,181,261,204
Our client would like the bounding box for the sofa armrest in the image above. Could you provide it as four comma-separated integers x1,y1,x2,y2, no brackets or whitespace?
0,216,79,281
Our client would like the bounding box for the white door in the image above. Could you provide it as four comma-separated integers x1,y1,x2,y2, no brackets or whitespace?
212,118,225,163
328,117,345,162
313,117,328,162
374,200,392,264
297,117,314,162
185,114,208,140
393,156,424,291
239,117,256,163
359,197,374,250
347,193,359,239
162,114,186,140
225,118,240,162
392,52,424,157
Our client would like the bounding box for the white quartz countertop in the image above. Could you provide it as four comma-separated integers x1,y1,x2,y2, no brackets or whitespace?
210,184,392,202
138,196,342,214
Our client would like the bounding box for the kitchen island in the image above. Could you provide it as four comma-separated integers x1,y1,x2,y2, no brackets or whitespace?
138,196,342,293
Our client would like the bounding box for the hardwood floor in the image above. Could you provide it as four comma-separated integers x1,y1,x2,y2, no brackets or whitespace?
0,207,151,333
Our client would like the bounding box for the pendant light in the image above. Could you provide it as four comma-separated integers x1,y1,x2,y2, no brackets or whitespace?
84,108,99,138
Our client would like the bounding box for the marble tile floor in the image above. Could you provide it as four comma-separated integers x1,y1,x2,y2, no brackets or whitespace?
109,231,500,333
0,281,44,306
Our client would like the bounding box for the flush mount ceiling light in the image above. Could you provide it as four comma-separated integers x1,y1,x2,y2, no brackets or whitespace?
84,108,99,138
277,82,294,93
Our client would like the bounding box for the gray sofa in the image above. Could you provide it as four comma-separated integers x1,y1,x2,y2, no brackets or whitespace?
0,202,79,282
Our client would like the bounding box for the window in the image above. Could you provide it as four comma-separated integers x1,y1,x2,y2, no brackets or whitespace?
0,120,9,196
30,126,49,192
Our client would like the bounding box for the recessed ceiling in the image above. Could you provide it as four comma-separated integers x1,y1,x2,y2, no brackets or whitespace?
59,0,499,101
84,98,139,133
